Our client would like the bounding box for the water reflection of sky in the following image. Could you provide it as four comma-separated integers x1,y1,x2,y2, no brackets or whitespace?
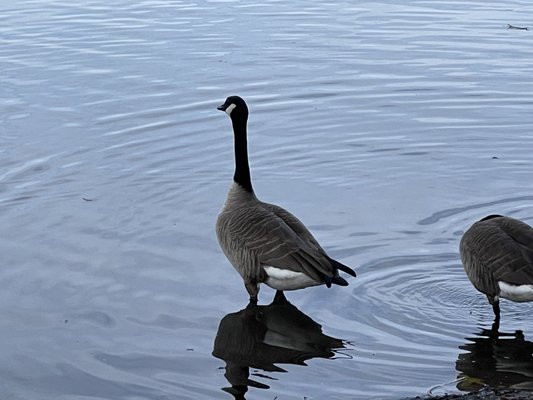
2,0,533,399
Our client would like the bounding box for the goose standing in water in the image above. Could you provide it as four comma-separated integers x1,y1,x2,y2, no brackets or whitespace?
216,96,356,303
460,215,533,325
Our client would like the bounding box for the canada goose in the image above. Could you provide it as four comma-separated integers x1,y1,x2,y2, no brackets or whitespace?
216,95,356,302
460,215,533,324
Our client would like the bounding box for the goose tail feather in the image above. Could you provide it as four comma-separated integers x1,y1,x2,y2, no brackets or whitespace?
331,276,349,286
327,256,357,277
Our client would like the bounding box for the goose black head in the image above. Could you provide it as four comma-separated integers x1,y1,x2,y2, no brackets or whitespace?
217,96,249,122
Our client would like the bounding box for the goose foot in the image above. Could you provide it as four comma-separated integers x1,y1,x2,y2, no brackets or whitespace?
246,298,258,310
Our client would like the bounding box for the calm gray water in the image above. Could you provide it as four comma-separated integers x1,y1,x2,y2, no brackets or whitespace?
2,0,533,399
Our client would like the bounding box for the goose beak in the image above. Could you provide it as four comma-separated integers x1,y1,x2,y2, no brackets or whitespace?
217,102,236,116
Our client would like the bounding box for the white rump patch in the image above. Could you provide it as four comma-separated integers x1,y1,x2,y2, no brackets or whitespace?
225,103,236,116
498,281,533,302
264,266,319,291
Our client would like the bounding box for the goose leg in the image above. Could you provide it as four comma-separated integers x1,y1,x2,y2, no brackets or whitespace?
492,300,500,325
488,295,500,327
272,290,288,304
245,280,259,303
491,318,500,333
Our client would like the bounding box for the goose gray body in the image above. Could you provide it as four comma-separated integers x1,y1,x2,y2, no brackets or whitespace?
216,96,356,302
460,214,533,322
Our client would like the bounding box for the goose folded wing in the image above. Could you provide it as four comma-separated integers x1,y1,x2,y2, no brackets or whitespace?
260,201,326,252
499,217,533,251
489,221,533,285
262,202,356,278
233,207,334,282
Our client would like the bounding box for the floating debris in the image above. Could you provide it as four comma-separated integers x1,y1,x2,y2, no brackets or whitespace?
507,24,529,30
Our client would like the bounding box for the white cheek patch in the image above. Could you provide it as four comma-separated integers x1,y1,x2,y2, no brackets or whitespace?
225,103,236,116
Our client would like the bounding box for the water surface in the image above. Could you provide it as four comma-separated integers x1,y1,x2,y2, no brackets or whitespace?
2,0,533,399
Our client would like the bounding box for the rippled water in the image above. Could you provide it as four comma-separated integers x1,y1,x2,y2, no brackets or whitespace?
2,0,533,399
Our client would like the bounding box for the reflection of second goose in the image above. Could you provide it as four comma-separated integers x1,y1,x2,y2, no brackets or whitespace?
457,327,533,391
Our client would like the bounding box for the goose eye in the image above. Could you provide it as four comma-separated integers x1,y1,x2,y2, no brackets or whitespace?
225,103,237,116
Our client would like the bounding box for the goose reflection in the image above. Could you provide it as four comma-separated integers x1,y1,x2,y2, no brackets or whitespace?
456,326,533,391
212,291,345,399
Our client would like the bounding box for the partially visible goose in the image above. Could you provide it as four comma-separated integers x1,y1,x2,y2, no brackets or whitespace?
460,215,533,323
216,96,356,302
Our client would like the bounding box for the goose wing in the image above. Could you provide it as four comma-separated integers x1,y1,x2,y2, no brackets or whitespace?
463,217,533,287
491,217,533,285
260,201,326,252
262,201,356,278
221,204,335,283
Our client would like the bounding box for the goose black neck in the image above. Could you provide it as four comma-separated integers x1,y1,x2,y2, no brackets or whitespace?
232,117,253,193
